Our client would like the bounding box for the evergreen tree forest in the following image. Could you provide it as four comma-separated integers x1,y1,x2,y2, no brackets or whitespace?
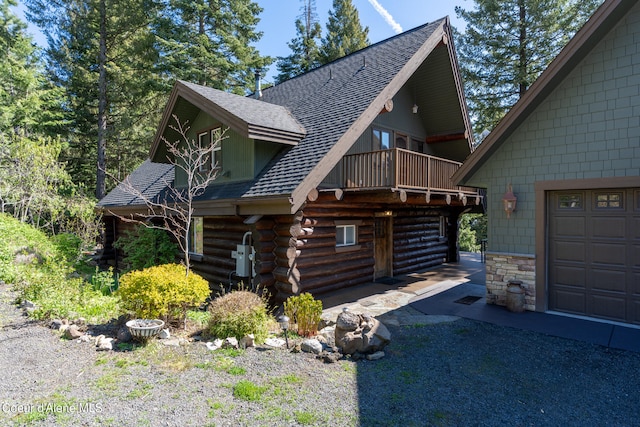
455,0,603,137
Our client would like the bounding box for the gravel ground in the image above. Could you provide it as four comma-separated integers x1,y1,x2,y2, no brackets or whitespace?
2,282,640,427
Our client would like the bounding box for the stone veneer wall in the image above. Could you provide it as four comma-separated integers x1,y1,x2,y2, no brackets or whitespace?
485,253,536,311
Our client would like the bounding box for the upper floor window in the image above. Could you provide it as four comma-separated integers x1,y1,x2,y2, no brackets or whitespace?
198,132,210,172
198,127,222,172
210,127,222,169
373,128,391,150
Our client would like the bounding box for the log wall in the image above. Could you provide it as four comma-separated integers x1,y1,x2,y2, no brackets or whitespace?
392,210,448,274
105,203,456,303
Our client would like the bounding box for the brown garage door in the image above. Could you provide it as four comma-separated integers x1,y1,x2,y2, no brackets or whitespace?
548,188,640,324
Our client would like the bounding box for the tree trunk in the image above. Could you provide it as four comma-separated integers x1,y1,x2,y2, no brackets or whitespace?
96,0,108,200
518,0,527,98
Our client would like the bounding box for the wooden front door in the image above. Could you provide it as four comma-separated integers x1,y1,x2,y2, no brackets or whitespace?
374,216,393,279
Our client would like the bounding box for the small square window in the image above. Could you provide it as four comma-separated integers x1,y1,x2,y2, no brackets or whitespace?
336,225,357,247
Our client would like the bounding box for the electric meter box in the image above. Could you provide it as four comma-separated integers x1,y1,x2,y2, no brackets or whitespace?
232,244,252,277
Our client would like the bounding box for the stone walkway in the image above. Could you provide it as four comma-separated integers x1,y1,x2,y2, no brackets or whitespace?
320,253,484,327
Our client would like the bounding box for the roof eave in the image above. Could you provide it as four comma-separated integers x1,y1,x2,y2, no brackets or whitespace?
453,0,635,185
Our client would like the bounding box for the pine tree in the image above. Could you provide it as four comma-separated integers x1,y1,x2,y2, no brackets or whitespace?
274,0,322,84
25,0,163,199
156,0,270,94
320,0,369,64
0,0,64,138
455,0,603,137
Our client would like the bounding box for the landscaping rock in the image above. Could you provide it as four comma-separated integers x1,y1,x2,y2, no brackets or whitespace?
336,310,360,331
158,328,171,339
335,311,391,355
50,319,63,330
317,351,341,364
117,327,132,343
366,351,385,361
301,338,323,355
96,336,113,351
318,326,336,347
64,325,83,340
79,334,93,343
222,337,238,349
206,339,223,351
240,334,255,349
264,337,286,348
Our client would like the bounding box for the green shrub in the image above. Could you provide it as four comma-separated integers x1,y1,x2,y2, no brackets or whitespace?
283,292,323,337
114,225,178,272
206,291,271,343
117,263,210,321
51,233,82,264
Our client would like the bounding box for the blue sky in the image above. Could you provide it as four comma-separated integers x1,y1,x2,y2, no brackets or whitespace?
15,0,467,83
255,0,466,81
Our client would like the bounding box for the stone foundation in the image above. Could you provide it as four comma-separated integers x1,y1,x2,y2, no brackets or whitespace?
485,253,535,311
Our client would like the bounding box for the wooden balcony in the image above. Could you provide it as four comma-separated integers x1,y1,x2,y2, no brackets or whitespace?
342,148,479,197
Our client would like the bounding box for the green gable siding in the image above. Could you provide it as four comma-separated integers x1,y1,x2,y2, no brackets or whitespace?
175,110,256,186
468,3,640,255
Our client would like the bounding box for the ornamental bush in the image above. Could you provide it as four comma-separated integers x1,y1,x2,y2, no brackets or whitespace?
206,290,271,343
117,264,210,321
283,292,323,337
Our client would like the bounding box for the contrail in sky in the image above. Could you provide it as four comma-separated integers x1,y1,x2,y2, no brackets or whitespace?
367,0,403,34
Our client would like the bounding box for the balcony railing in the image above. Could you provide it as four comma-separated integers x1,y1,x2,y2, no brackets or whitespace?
342,148,477,195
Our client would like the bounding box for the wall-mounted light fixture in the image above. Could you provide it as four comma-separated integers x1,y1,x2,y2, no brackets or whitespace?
502,184,517,218
412,103,419,114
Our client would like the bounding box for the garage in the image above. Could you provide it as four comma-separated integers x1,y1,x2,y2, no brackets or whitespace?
548,188,640,324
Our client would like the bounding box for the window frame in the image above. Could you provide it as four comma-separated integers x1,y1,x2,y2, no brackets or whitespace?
188,217,204,257
336,224,356,247
210,127,222,170
197,132,210,172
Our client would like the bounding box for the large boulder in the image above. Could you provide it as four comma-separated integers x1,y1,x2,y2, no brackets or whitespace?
334,311,391,355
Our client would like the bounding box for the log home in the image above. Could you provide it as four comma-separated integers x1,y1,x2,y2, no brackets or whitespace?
98,17,483,302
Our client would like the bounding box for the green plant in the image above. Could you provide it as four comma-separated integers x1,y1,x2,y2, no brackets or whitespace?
294,411,318,425
117,263,210,322
206,290,271,343
186,309,211,327
283,292,323,337
90,266,118,295
51,232,82,264
233,380,267,401
114,225,178,272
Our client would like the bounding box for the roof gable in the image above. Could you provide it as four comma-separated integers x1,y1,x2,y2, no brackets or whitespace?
453,0,639,185
102,16,474,214
149,80,306,161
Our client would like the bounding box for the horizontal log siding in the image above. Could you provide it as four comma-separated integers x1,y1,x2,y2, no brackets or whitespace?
296,206,375,296
392,211,448,274
190,217,248,289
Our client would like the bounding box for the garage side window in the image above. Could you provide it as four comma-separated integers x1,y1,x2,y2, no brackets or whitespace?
558,194,582,209
336,224,357,247
595,192,623,209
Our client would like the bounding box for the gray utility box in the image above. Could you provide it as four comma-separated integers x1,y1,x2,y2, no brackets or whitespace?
231,244,252,277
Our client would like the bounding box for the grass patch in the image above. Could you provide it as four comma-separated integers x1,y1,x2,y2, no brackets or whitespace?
294,410,318,425
233,380,267,401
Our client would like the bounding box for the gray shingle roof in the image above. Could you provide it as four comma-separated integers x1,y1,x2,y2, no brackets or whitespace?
100,19,447,209
98,160,174,207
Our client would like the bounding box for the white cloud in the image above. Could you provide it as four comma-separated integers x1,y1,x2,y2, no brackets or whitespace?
367,0,403,34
